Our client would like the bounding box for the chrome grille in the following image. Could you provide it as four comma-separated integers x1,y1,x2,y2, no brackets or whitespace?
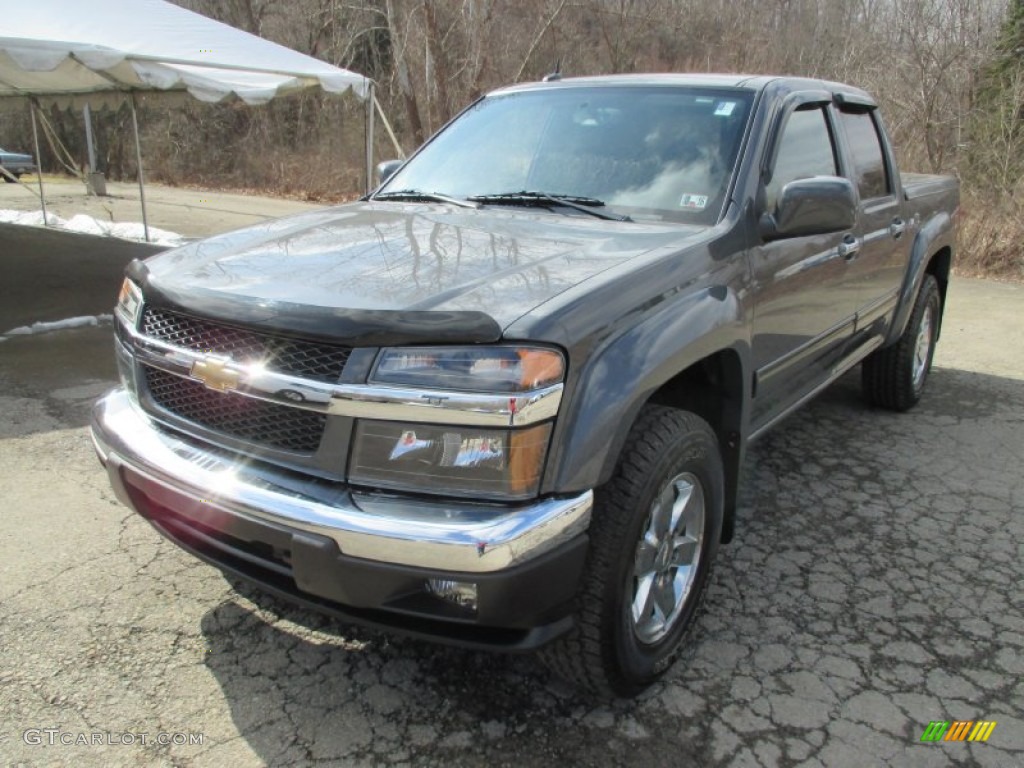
143,366,326,453
142,307,351,382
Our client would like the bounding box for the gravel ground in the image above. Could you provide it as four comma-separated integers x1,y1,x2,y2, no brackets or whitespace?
0,248,1021,766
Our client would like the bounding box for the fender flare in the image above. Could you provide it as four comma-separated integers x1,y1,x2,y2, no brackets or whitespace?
546,284,750,495
886,211,954,346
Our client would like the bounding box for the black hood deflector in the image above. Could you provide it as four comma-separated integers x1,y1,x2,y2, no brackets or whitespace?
127,260,503,346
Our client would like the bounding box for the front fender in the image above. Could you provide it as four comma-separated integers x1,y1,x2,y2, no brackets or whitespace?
546,285,749,493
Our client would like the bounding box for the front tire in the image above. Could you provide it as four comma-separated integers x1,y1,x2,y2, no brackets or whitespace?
862,274,941,411
540,405,723,697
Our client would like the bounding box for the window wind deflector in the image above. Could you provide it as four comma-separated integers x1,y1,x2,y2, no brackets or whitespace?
468,191,632,222
372,189,479,209
834,91,877,111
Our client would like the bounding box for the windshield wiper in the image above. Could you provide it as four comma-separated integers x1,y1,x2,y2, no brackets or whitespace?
373,189,479,209
468,191,632,222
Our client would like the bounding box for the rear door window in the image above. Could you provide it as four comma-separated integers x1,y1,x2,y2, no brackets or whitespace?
838,110,891,200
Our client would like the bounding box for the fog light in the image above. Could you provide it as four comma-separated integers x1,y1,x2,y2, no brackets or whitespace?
426,578,478,612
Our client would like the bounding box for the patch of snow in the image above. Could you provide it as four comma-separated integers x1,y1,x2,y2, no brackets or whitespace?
0,208,185,246
0,209,62,228
1,314,112,342
110,221,183,244
63,213,111,237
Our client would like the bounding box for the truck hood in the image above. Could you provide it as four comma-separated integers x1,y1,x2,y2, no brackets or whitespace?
141,202,706,342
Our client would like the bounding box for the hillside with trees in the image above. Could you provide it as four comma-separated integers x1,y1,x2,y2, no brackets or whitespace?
2,0,1020,278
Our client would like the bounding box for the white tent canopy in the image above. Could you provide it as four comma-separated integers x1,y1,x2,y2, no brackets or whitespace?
0,0,369,104
0,0,378,240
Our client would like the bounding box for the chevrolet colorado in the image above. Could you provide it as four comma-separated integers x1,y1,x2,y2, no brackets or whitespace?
92,74,959,695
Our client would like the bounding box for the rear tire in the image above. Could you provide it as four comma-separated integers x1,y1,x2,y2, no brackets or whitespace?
540,405,723,697
862,274,941,411
2,174,17,183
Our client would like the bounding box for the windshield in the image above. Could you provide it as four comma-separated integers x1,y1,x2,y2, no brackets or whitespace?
379,85,755,224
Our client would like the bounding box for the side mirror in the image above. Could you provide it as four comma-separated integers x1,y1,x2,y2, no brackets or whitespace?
760,176,857,241
376,159,403,185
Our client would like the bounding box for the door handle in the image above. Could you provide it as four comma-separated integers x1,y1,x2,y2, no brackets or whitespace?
838,235,861,261
889,218,906,238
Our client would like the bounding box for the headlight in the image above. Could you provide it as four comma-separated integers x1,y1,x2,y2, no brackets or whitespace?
349,421,551,500
354,345,565,499
115,278,143,328
371,345,564,392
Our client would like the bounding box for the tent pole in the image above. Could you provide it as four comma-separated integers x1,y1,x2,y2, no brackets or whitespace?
374,95,405,159
84,104,97,173
129,92,151,243
365,82,375,193
29,101,48,227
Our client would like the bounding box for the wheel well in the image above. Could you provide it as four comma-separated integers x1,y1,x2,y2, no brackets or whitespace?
647,350,744,543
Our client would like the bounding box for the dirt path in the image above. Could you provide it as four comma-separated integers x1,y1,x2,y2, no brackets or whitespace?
0,175,324,238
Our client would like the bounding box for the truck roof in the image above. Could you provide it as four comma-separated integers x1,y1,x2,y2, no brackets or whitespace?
491,73,874,103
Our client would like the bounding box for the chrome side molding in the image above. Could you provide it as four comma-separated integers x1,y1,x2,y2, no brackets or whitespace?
330,382,563,427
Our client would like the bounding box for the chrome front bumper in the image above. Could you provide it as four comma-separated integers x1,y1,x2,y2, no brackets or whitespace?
91,389,592,574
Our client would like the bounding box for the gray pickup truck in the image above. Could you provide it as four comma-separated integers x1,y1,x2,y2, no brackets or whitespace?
92,74,959,696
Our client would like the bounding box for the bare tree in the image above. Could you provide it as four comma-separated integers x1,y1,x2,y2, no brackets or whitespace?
3,0,1018,275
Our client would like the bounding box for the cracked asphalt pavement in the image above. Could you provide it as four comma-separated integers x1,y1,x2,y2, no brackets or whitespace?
1,232,1021,766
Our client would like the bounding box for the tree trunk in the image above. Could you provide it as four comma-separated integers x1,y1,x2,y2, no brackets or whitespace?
386,0,425,146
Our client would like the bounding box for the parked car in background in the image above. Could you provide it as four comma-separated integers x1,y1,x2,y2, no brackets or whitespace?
0,146,36,181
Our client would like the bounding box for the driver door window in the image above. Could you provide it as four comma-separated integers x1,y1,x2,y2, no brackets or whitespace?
765,107,838,211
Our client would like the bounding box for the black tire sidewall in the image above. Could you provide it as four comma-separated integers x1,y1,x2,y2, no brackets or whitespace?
604,419,723,692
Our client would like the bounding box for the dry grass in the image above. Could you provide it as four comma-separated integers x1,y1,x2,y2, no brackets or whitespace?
955,194,1024,281
146,145,366,205
145,139,1021,284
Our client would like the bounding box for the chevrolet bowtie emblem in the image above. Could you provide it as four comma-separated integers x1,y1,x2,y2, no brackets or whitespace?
191,357,240,392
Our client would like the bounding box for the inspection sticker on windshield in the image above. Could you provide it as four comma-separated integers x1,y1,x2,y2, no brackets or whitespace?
680,193,709,210
714,101,737,116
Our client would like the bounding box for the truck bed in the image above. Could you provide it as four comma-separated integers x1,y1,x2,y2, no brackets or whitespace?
901,171,958,203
